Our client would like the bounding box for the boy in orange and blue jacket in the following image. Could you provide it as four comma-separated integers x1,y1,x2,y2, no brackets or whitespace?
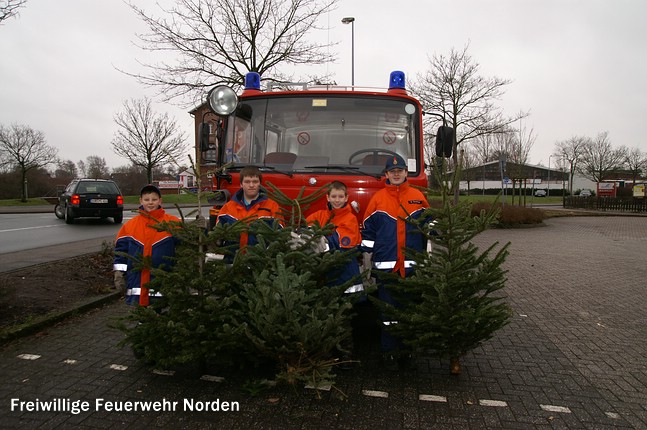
306,181,363,294
113,185,180,307
361,154,430,355
216,166,281,256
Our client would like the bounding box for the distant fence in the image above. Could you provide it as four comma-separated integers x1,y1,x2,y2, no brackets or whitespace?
564,197,647,212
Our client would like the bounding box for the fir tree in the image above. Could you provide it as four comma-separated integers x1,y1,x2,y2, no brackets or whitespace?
233,184,359,388
237,252,351,387
117,213,252,371
377,160,513,374
118,180,360,391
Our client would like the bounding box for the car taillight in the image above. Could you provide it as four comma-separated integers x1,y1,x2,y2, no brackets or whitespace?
117,195,124,205
71,194,80,205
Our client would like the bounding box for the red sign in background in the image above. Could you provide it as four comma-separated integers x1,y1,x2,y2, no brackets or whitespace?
383,130,396,145
297,132,310,145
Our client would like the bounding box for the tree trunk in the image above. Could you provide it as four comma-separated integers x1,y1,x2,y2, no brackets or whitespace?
20,167,28,202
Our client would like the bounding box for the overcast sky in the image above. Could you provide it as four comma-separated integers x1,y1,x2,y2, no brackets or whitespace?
1,0,646,170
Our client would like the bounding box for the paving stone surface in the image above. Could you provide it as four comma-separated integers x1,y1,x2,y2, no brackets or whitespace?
1,216,646,429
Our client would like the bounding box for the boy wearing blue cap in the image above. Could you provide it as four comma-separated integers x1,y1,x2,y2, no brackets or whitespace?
361,154,430,363
113,184,180,306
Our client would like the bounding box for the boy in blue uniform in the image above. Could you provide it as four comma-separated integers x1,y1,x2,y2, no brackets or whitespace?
361,155,430,365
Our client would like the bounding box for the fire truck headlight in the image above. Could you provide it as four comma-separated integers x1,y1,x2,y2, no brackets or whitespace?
208,85,238,116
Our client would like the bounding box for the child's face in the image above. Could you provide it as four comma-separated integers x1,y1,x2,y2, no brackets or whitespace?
140,192,161,212
241,175,261,201
386,168,407,185
327,188,348,209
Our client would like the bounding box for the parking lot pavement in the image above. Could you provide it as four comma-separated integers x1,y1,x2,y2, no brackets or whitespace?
1,216,646,429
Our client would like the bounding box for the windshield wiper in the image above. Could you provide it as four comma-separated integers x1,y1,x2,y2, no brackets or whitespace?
305,165,382,179
224,164,293,178
259,165,293,178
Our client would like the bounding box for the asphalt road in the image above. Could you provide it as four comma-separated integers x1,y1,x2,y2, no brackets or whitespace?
0,205,203,272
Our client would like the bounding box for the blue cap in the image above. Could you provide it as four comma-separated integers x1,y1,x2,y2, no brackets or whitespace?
385,154,407,172
140,184,161,197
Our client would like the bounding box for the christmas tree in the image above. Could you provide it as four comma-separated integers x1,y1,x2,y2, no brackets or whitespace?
233,183,358,388
119,181,360,390
377,161,513,374
117,212,252,371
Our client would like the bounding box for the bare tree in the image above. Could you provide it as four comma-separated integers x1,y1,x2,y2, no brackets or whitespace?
83,155,111,179
124,0,338,105
459,146,480,194
0,0,26,24
112,97,188,183
577,131,626,183
554,135,588,194
0,123,58,201
55,159,78,184
77,159,87,178
507,119,536,205
77,157,110,179
0,143,9,173
472,128,517,164
411,44,525,202
624,147,647,186
56,159,78,177
111,164,148,196
472,133,498,164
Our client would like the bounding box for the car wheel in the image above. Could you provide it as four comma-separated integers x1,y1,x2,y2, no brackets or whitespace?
54,204,65,219
114,213,123,224
64,205,75,224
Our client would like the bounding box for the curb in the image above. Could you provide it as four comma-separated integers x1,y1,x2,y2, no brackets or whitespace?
0,291,122,345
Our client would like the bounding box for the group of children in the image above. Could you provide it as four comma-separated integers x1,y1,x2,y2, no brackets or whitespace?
113,154,429,359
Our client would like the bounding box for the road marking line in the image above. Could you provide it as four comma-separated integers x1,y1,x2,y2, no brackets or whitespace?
0,225,63,233
419,394,447,402
152,369,175,376
200,375,225,382
605,412,621,419
63,359,78,364
305,384,331,391
17,354,41,360
540,404,572,413
362,390,388,398
109,364,128,371
480,399,508,407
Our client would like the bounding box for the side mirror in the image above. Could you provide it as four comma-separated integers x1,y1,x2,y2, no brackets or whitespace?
199,123,212,152
435,126,454,158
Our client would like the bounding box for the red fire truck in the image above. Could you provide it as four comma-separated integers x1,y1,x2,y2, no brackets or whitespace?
200,71,448,227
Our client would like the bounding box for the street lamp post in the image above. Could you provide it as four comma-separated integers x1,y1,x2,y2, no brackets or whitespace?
547,155,552,197
341,17,355,87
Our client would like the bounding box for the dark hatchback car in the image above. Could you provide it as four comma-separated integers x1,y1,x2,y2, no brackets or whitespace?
55,179,124,224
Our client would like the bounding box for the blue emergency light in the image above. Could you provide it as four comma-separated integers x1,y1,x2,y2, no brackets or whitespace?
245,72,261,90
389,71,406,90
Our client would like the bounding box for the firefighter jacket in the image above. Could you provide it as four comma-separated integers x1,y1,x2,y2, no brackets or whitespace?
216,188,281,254
306,203,363,293
361,180,430,277
113,207,180,306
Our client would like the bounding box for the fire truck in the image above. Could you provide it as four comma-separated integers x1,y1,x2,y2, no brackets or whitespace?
200,71,451,227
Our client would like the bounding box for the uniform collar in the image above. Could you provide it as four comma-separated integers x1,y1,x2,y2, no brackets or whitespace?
138,206,166,220
384,179,409,194
327,202,352,216
233,188,267,209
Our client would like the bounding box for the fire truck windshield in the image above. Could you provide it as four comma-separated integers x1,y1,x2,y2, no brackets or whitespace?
221,94,421,176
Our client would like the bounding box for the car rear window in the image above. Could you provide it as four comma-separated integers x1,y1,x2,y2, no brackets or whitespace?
77,182,119,194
